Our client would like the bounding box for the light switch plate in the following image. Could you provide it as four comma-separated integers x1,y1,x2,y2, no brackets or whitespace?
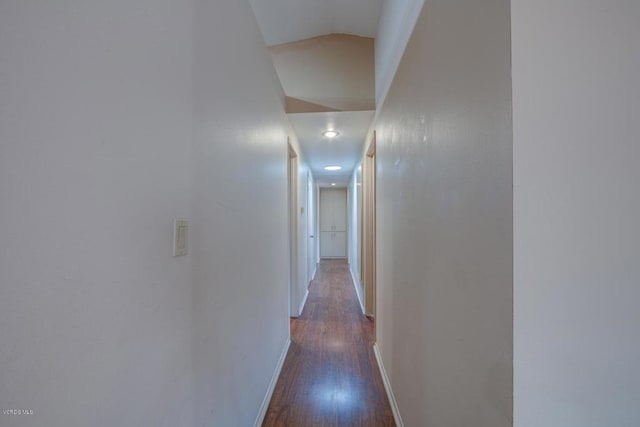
173,219,188,256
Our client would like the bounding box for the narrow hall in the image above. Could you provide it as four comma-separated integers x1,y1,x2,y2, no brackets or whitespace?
263,260,394,426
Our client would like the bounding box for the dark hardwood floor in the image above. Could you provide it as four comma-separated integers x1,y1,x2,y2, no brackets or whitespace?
263,260,395,427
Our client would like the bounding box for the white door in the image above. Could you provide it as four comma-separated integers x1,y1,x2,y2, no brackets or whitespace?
320,188,347,258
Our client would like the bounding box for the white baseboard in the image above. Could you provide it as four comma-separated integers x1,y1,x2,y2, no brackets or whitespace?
253,338,291,427
298,289,309,316
349,267,365,315
373,343,404,427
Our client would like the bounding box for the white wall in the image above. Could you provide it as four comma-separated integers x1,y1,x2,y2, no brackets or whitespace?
512,1,640,426
375,0,425,105
0,1,195,426
374,0,513,425
191,0,301,425
307,172,318,283
0,0,301,426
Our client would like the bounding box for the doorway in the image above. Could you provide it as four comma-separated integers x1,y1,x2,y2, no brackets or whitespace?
319,188,347,259
307,171,317,282
362,133,376,320
287,142,298,317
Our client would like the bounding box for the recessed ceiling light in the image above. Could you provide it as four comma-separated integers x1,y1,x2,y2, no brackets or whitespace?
324,166,342,171
331,183,336,186
322,130,339,138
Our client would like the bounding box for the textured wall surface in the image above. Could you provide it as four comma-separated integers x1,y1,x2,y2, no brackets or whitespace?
0,1,298,426
374,0,513,424
191,0,298,425
513,1,640,426
0,1,195,425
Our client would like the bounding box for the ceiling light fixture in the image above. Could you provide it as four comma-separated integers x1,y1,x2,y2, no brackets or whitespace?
322,130,339,138
324,166,342,171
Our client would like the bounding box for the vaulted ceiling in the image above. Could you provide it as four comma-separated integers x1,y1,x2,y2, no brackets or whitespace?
250,0,383,187
250,0,384,46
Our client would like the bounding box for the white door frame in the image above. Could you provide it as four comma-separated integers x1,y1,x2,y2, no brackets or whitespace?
287,142,298,317
362,132,376,320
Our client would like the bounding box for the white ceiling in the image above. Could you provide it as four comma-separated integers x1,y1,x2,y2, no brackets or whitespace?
288,111,374,187
250,0,379,188
250,0,384,46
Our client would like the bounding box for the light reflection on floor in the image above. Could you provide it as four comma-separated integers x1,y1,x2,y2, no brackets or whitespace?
312,378,365,413
263,260,395,425
328,338,345,349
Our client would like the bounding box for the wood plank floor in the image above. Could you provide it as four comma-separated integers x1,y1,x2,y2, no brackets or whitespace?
263,260,395,427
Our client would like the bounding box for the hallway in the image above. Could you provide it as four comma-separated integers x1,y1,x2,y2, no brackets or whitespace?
263,260,394,426
2,1,639,426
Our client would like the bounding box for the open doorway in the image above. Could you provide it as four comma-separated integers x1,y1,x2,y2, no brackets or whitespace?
362,133,376,326
287,141,298,318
